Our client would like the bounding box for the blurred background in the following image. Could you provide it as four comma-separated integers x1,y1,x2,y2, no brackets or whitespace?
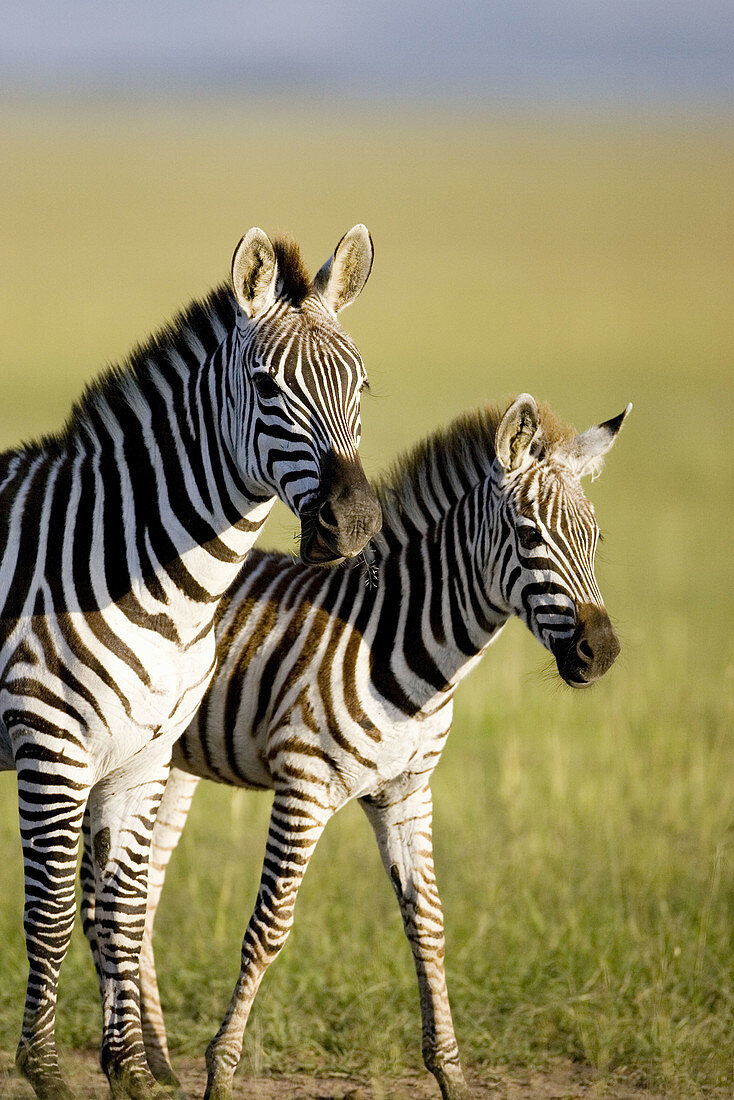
0,3,733,1095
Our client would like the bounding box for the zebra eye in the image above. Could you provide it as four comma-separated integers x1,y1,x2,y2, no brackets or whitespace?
518,525,544,551
253,372,280,400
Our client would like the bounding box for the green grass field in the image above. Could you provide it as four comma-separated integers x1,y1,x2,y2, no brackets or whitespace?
0,101,732,1096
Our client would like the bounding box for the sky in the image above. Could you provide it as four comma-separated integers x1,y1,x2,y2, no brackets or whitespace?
1,0,733,109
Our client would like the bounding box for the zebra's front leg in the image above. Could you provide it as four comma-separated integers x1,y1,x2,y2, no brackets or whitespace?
360,778,472,1100
87,753,173,1100
14,744,90,1100
204,788,331,1100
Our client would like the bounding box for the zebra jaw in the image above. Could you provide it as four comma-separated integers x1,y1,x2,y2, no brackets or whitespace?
300,526,346,566
299,530,373,567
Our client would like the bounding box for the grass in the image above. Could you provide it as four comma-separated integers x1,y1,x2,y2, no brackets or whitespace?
0,98,732,1096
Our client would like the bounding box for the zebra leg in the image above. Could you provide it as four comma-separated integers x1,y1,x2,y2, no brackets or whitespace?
81,770,195,1096
87,755,174,1100
14,754,90,1100
360,779,472,1100
81,794,187,1099
204,788,332,1100
139,769,201,1090
80,806,104,997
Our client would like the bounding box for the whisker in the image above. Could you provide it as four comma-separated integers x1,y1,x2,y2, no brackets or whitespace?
357,544,379,589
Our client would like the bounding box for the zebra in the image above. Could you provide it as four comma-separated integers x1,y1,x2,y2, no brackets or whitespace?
0,224,382,1100
103,393,631,1100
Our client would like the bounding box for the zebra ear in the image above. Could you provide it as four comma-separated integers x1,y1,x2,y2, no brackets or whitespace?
495,394,540,472
313,225,374,313
565,403,632,479
231,228,278,319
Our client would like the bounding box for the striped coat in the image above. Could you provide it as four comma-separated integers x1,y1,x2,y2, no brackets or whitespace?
122,394,630,1100
2,225,380,1100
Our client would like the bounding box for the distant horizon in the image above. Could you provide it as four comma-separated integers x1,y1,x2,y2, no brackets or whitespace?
2,0,732,111
3,88,732,129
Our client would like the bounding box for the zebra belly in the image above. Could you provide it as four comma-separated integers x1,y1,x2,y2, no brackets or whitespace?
172,729,275,790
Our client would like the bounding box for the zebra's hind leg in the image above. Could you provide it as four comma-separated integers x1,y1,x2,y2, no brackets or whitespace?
140,770,202,1094
81,802,189,1099
87,754,175,1100
80,806,104,997
360,778,473,1100
204,788,331,1100
14,746,90,1100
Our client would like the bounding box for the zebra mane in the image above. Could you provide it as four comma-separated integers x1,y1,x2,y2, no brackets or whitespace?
53,237,309,448
51,283,238,449
374,402,573,539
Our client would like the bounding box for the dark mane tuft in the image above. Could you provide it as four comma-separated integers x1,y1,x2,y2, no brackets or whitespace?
57,283,237,445
373,401,575,542
272,236,312,305
374,406,501,537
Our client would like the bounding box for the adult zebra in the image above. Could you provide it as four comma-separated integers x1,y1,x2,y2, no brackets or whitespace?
113,394,630,1100
0,224,381,1100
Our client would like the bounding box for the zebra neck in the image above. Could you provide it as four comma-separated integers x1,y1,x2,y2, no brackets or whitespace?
370,480,510,714
53,331,274,630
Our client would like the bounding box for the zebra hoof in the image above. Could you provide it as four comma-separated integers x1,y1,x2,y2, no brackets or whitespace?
15,1041,75,1100
155,1078,188,1100
154,1085,188,1100
145,1057,186,1098
203,1041,236,1100
429,1058,473,1100
105,1060,173,1100
435,1075,473,1100
439,1075,473,1100
203,1081,232,1100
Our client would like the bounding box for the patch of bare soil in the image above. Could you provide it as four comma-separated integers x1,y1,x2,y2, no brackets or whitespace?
0,1051,679,1100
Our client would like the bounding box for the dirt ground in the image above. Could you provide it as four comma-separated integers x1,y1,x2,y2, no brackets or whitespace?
0,1051,684,1100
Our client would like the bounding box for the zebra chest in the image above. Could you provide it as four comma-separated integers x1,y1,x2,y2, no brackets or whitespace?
0,613,218,763
370,729,424,785
370,711,449,785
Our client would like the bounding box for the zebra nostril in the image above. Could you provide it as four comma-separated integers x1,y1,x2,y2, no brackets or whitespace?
577,638,594,663
318,499,338,531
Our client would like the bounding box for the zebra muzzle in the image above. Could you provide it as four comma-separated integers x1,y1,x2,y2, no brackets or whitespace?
300,453,382,567
554,603,620,687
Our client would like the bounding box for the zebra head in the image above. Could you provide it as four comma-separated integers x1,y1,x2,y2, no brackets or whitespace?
228,225,382,566
493,394,631,687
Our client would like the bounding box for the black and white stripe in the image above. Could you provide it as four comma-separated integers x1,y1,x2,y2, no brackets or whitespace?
122,394,630,1100
2,225,380,1100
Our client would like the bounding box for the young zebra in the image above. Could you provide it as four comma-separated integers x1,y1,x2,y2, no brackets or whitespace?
116,394,630,1100
0,225,381,1100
